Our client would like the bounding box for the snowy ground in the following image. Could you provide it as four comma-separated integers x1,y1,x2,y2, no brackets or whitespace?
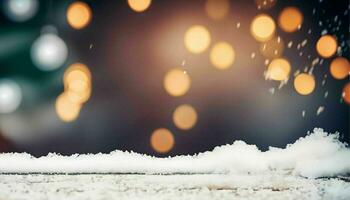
0,172,349,200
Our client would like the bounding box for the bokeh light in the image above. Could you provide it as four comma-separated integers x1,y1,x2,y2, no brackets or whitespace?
55,93,82,122
210,42,235,70
0,79,22,114
278,7,303,32
255,0,277,10
260,36,284,58
173,104,198,130
4,0,38,22
343,83,350,105
127,0,152,12
316,35,337,58
31,33,68,71
250,14,276,42
330,57,350,80
184,25,211,54
150,128,174,153
266,58,291,81
205,0,230,20
164,68,191,97
294,73,316,95
67,1,92,30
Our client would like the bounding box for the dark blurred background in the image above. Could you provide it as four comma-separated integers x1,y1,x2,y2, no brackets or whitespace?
0,0,349,157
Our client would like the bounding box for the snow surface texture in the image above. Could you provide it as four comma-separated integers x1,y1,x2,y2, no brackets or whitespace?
0,128,349,178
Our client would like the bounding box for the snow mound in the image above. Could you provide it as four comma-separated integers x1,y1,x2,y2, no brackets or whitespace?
0,128,349,178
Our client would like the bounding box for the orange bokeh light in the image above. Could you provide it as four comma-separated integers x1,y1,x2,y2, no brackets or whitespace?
316,35,337,58
150,128,175,153
67,1,92,30
330,57,350,80
343,83,350,105
294,73,316,95
164,68,191,97
173,104,198,130
127,0,152,12
266,58,291,81
278,7,303,32
250,14,276,42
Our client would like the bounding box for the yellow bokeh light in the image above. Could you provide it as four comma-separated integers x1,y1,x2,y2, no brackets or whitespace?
173,104,198,130
205,0,230,20
127,0,152,12
250,14,276,42
266,58,291,81
260,36,284,58
55,93,81,122
343,83,350,105
294,73,316,95
316,35,337,58
164,68,191,97
278,7,303,32
330,57,350,80
210,42,235,70
255,0,277,10
184,25,211,54
67,1,92,30
150,128,174,153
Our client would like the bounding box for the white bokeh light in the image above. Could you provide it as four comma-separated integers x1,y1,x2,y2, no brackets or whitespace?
31,33,68,71
4,0,38,22
0,79,22,113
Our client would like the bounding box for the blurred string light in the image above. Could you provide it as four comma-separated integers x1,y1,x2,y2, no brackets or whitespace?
205,0,230,20
210,42,235,70
3,0,38,22
0,79,22,114
343,83,350,105
66,1,92,30
294,73,316,95
184,25,211,54
255,0,277,10
150,128,174,153
266,58,291,81
330,57,350,80
173,104,198,130
164,68,191,97
127,0,152,12
250,14,276,42
259,36,284,58
316,35,337,58
30,31,68,71
55,93,82,122
278,7,303,33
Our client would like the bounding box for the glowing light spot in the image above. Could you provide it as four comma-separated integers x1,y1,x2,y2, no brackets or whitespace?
164,68,191,97
0,79,22,114
31,33,68,71
255,0,277,10
127,0,152,12
330,57,350,80
278,7,303,32
343,83,350,105
150,128,174,153
173,104,198,130
250,14,276,42
260,36,284,58
4,0,38,22
316,35,337,58
294,73,316,95
67,1,92,30
266,58,291,81
184,25,211,54
205,0,230,20
210,42,235,70
55,93,81,122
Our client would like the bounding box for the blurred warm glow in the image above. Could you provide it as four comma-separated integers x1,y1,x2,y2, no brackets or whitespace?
173,104,198,130
164,68,191,97
184,25,211,54
250,14,276,42
343,83,350,105
67,1,92,30
205,0,230,20
150,128,174,153
316,35,337,58
294,73,316,95
260,36,284,58
55,93,81,122
255,0,277,10
63,63,92,104
266,58,291,81
278,7,303,32
330,57,350,80
210,42,235,70
127,0,152,12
